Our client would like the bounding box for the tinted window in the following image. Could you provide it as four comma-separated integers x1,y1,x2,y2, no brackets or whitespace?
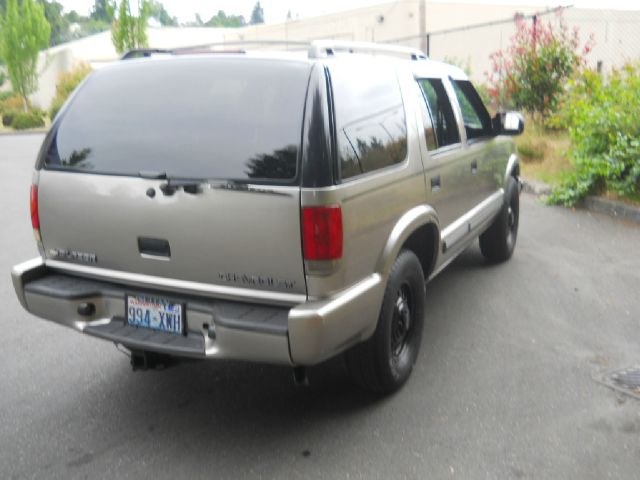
417,78,460,148
330,60,407,180
416,85,437,151
452,80,493,139
43,58,311,183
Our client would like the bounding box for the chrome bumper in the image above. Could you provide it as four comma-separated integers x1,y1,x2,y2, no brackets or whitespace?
11,258,385,366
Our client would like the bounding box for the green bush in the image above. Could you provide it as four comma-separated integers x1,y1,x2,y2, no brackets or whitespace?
0,90,14,101
49,97,64,121
2,110,16,127
11,110,45,129
548,63,640,206
49,63,92,120
0,93,24,114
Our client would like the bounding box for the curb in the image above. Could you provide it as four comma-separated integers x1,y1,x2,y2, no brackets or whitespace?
579,196,640,224
0,129,48,136
521,177,640,224
520,177,552,196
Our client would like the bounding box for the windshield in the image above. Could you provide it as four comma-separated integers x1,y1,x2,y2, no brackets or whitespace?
42,57,312,183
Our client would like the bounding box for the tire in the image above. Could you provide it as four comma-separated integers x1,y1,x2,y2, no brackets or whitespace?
479,176,520,263
345,250,426,394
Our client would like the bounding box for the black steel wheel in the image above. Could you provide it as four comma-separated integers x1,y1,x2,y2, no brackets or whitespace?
479,176,520,263
345,250,425,394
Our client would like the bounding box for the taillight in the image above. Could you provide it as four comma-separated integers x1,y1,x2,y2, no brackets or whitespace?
302,205,343,261
30,185,41,241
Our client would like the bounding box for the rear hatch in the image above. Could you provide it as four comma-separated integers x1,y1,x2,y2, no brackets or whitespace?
35,56,311,299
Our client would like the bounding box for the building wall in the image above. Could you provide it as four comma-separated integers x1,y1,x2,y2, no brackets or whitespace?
31,27,226,109
26,1,640,108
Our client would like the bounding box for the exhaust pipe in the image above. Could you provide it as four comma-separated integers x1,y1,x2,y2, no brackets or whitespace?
292,366,309,386
130,350,175,371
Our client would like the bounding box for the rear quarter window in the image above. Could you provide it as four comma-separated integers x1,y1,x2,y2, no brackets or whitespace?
329,60,408,181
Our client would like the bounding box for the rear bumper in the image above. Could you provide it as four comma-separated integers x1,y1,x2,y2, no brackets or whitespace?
11,258,384,366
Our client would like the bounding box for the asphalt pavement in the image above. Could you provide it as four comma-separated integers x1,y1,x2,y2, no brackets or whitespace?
1,134,639,479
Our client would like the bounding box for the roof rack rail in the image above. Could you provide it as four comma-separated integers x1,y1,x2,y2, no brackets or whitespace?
308,40,427,60
121,40,427,61
121,48,172,60
120,41,310,61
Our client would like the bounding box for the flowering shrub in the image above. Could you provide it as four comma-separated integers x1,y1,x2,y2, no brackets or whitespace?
486,10,592,122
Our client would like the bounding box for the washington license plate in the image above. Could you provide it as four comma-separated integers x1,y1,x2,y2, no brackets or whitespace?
126,294,184,335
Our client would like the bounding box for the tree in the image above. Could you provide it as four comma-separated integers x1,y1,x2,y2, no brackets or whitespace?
250,1,264,25
205,10,245,28
91,0,113,23
39,0,69,46
0,0,51,110
111,0,150,54
148,0,176,26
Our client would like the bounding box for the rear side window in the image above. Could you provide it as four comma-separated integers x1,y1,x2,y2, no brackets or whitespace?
329,60,407,180
452,80,493,140
42,58,312,183
417,78,460,148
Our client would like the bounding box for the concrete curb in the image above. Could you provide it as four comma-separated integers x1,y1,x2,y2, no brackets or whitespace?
521,177,640,224
0,129,47,136
521,177,552,196
579,196,640,224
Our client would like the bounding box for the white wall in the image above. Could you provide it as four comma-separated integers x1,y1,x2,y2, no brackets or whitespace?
30,27,227,109
25,1,640,108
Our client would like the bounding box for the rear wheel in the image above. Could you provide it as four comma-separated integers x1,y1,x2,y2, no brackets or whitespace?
479,176,519,263
345,250,425,394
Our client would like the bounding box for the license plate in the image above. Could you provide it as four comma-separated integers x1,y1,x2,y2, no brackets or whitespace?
126,294,184,335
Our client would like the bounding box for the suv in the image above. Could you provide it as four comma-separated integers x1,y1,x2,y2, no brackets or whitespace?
11,41,523,393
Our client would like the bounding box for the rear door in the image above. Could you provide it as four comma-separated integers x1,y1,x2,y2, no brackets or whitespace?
414,77,469,228
36,57,311,298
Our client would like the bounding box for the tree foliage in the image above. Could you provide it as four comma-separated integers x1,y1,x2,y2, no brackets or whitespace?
205,10,245,28
486,12,592,122
111,0,150,54
547,63,640,206
38,0,68,46
148,0,176,26
0,0,51,109
250,1,264,25
91,0,113,23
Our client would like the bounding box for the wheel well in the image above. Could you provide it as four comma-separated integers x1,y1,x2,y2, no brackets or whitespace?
511,161,520,178
401,223,438,279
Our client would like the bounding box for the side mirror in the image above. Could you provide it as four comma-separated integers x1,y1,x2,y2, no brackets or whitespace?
493,111,525,136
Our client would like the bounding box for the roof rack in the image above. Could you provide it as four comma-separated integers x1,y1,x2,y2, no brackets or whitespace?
308,40,427,60
121,48,172,60
120,46,248,60
121,40,427,62
121,40,311,60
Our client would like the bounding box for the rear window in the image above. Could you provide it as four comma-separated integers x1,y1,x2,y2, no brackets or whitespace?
42,58,312,183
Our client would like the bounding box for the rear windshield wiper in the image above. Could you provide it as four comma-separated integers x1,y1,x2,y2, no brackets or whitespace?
138,172,207,195
160,177,207,195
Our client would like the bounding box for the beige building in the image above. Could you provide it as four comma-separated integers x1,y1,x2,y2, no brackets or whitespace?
24,0,640,109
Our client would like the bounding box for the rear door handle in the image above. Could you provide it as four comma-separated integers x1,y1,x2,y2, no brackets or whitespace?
430,175,441,192
471,159,478,175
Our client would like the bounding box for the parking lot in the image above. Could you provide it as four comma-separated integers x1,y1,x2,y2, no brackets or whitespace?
1,133,639,479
